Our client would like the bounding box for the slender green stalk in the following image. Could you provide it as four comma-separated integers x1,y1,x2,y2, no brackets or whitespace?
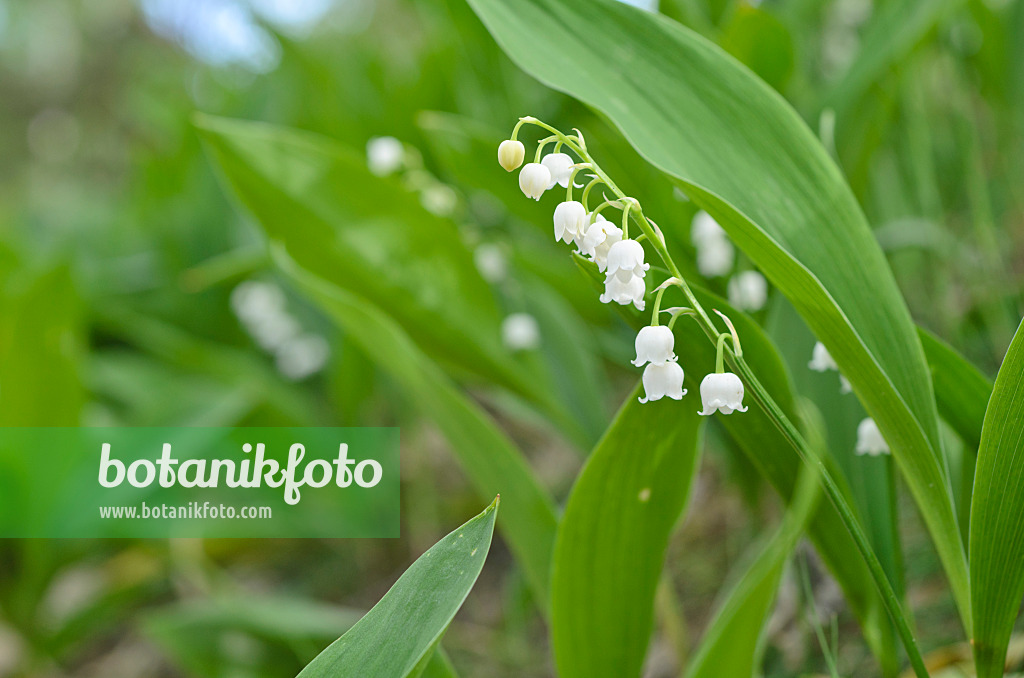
521,119,930,678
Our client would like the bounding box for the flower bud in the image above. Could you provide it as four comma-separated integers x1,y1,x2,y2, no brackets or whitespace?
727,271,768,312
498,139,525,172
639,361,686,403
632,325,676,366
553,201,588,244
541,152,575,189
808,341,838,372
599,273,645,311
606,239,650,282
698,372,748,415
519,163,551,200
855,418,890,456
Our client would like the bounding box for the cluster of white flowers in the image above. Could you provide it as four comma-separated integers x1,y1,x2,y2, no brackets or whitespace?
498,131,748,416
231,281,329,381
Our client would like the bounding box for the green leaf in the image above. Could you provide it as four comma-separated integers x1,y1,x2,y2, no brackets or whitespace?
298,498,499,678
919,327,993,451
684,464,820,678
969,319,1024,678
465,0,968,631
550,383,704,678
275,248,558,607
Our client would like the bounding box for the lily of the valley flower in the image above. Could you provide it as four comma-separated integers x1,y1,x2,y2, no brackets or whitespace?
698,372,748,415
600,273,645,311
519,163,551,200
606,239,650,282
501,313,541,351
696,237,735,277
541,152,575,189
855,418,890,456
367,136,405,176
580,217,623,271
632,325,676,366
497,139,525,172
808,341,838,372
840,375,852,394
728,270,768,312
691,210,725,246
639,361,686,403
553,201,588,244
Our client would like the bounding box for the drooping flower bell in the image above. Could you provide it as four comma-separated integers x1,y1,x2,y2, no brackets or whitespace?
600,273,645,311
519,163,551,200
638,361,686,403
606,239,650,282
580,218,623,271
698,372,748,415
690,210,725,247
855,418,890,456
553,201,588,244
632,325,676,366
808,341,838,372
497,140,525,172
696,237,735,277
728,271,768,312
541,152,575,189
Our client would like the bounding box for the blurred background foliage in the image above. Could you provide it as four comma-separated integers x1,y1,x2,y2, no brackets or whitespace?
0,0,1021,675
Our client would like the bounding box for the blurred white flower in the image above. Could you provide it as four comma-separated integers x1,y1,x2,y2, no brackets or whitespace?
728,270,768,311
698,372,748,415
696,237,735,277
366,136,404,176
519,162,550,200
541,152,574,189
553,200,588,244
840,375,852,394
474,244,507,283
497,139,525,172
599,273,645,311
231,281,286,324
250,313,300,352
691,210,725,247
502,313,540,351
275,334,330,380
855,418,890,456
420,184,457,216
639,362,686,403
606,239,649,282
808,341,838,372
632,325,676,366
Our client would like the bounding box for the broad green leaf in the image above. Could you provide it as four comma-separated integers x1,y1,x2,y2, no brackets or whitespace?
193,114,568,432
298,498,499,678
684,464,820,678
551,382,704,678
465,0,968,630
919,327,993,451
969,319,1024,678
275,248,558,607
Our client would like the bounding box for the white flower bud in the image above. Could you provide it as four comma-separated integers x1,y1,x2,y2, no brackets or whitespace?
501,313,541,351
808,341,838,372
691,210,725,247
728,271,768,311
698,372,748,416
632,325,676,366
580,218,623,271
553,201,588,244
639,361,686,403
696,237,735,277
855,418,890,456
519,163,551,200
606,239,650,282
599,273,645,311
497,139,525,172
367,136,405,176
541,152,574,189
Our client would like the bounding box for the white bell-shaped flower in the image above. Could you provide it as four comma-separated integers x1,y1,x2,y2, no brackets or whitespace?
600,273,645,311
367,136,405,176
696,237,735,277
632,325,676,366
497,139,525,172
580,218,623,271
606,239,650,282
839,375,852,394
638,361,686,403
728,271,768,312
519,163,551,200
808,341,838,372
691,210,725,247
553,201,588,244
698,372,748,415
855,418,890,456
541,152,575,189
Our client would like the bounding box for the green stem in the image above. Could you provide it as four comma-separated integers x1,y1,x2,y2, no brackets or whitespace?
715,333,728,373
